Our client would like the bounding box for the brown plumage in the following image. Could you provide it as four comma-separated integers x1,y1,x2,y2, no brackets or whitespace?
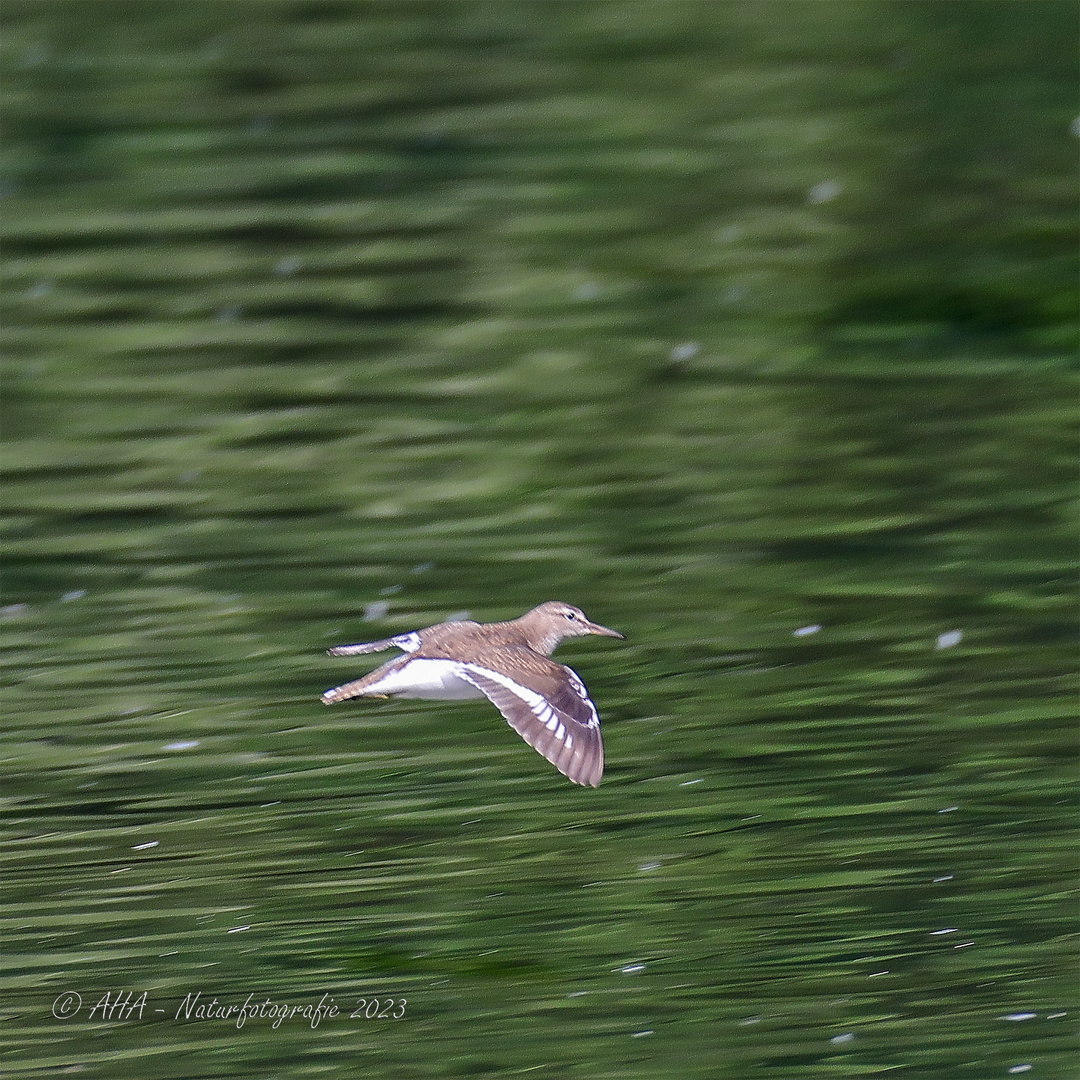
322,602,624,787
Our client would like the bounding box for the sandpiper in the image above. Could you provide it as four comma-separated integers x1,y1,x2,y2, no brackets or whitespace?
322,601,624,787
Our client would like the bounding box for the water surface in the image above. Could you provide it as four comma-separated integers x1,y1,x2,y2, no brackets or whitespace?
2,3,1076,1077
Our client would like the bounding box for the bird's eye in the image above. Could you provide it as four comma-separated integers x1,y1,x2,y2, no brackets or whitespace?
566,612,576,620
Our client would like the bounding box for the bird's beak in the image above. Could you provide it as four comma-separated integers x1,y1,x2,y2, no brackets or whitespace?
585,620,625,639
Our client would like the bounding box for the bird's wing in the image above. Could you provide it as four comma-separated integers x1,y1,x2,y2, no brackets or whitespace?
456,658,604,787
327,631,422,656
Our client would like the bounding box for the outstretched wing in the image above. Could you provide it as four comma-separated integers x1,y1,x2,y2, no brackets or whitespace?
327,632,421,657
457,660,604,787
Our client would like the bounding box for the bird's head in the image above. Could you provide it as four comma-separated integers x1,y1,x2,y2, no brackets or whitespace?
523,601,625,655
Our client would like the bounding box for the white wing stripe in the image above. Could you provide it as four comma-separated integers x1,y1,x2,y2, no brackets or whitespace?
455,663,604,787
455,662,601,731
459,665,555,718
393,632,422,653
565,668,600,729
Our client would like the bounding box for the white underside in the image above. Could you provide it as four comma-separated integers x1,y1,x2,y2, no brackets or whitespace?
364,658,486,700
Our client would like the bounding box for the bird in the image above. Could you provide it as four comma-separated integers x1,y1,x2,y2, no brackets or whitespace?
322,601,624,786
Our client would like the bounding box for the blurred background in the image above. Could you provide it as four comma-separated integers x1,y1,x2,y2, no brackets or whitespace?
1,2,1076,1077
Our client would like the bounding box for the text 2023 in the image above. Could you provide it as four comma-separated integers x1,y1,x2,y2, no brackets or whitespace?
351,999,406,1019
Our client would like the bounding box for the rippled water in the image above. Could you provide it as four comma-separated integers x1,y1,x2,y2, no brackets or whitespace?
2,3,1076,1078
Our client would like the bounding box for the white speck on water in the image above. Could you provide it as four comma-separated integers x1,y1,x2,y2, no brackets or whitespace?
930,928,958,935
1007,1066,1032,1075
567,991,588,997
1,604,29,620
1001,1013,1037,1022
1071,116,1080,137
227,925,251,934
379,585,402,596
936,629,963,650
19,43,51,68
363,601,390,621
807,180,841,204
1047,1012,1067,1019
933,875,954,882
717,224,741,243
953,941,975,949
938,806,959,814
722,284,747,305
60,590,86,603
738,1015,762,1026
680,778,704,786
638,861,662,873
793,624,821,636
164,740,199,751
411,562,435,573
830,1033,855,1045
445,611,471,623
201,36,227,60
415,131,447,150
670,342,700,362
631,1030,654,1038
868,970,889,978
132,841,159,850
28,280,53,299
620,964,646,974
274,257,300,276
216,305,242,322
573,282,600,301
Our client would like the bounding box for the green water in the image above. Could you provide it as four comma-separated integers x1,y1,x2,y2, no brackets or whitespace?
1,2,1076,1077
